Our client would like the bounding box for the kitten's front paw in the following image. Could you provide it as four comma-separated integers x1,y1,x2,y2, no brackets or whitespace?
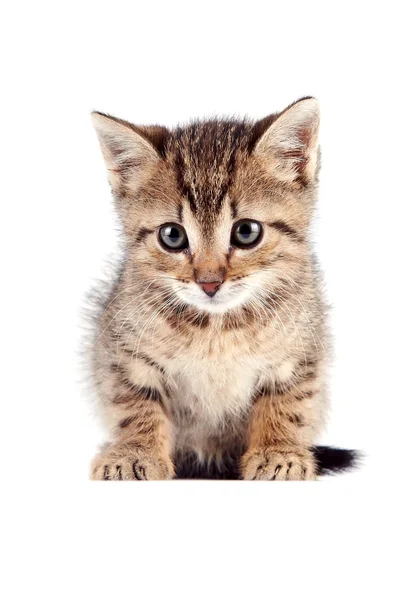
241,446,316,481
90,443,174,481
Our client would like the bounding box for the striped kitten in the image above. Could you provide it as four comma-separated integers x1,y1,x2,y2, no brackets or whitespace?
89,97,356,480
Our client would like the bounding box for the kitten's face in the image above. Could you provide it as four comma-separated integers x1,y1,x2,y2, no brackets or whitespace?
92,99,320,316
133,190,291,316
147,198,269,314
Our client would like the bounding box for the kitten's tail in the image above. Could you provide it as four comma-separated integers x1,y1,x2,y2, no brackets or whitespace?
312,446,361,475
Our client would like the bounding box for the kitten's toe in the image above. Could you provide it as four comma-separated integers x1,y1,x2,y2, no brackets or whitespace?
241,447,316,481
90,445,174,480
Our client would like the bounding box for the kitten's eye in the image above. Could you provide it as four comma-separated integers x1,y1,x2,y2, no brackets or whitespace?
158,223,188,251
231,219,263,248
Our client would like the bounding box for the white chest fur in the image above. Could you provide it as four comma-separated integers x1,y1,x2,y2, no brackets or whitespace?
165,346,266,428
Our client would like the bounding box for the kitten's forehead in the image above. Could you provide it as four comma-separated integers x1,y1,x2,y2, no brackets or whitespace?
167,120,254,226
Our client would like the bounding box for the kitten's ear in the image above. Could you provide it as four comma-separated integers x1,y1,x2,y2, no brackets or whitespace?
253,97,320,184
91,112,164,193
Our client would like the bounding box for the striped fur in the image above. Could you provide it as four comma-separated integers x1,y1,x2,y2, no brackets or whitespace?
88,98,353,480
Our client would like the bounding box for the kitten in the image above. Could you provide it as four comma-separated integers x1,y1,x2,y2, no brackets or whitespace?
89,97,357,480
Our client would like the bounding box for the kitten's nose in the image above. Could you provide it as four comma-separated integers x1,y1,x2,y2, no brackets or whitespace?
199,281,222,297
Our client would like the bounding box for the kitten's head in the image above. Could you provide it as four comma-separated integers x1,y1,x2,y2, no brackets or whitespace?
92,98,320,315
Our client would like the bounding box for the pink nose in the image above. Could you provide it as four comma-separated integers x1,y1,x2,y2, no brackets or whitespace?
199,281,222,297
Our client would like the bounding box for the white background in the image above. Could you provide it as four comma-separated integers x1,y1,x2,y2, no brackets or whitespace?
1,1,399,598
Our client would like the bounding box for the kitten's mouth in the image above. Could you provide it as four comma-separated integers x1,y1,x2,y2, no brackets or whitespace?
173,281,252,314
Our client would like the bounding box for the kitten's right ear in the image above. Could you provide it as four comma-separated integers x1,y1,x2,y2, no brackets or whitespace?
253,97,320,185
91,112,162,193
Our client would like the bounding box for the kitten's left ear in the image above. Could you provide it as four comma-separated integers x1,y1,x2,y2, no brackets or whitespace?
253,97,320,184
91,112,167,193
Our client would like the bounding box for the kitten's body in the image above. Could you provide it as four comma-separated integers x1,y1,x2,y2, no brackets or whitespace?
89,98,354,480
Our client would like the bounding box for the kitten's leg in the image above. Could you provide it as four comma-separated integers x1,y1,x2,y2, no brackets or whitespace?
241,367,324,481
91,359,174,481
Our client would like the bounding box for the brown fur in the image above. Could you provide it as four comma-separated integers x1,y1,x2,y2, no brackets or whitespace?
89,98,330,480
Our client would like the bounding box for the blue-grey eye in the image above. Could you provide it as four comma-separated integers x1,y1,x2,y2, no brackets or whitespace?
159,223,188,251
231,220,263,248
